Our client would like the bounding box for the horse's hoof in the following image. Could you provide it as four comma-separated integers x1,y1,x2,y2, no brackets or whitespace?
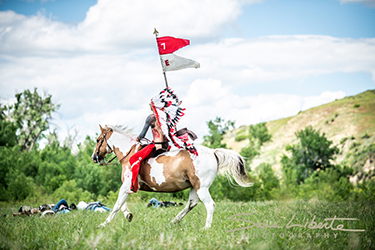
126,213,133,222
97,223,105,229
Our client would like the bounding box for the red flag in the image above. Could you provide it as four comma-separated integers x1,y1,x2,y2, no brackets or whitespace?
156,36,190,55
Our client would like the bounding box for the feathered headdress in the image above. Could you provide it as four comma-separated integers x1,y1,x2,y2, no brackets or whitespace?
151,87,197,155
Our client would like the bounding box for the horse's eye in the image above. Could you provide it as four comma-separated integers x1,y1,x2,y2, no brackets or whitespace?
97,139,99,143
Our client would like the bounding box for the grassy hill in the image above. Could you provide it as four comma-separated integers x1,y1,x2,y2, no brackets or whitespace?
223,89,375,181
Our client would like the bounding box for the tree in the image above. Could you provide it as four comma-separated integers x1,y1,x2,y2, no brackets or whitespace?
240,122,272,168
248,122,272,146
256,163,280,200
2,88,60,152
282,126,339,184
240,140,259,168
202,117,235,149
0,109,17,147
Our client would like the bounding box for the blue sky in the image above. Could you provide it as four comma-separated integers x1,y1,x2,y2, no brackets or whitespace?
0,0,374,145
239,0,375,38
0,0,97,23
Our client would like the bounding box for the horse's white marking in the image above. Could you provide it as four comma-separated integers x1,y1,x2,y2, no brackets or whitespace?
106,125,136,155
147,157,166,186
124,169,131,179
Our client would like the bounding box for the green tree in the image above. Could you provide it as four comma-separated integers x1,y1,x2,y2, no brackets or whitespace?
240,122,272,168
256,163,280,200
2,88,59,152
248,122,272,146
37,138,77,194
0,109,18,147
202,117,235,149
240,140,259,168
282,126,339,184
74,136,122,198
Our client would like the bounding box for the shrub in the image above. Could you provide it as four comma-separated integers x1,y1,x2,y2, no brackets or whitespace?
340,137,348,144
362,133,370,139
4,169,36,201
53,180,92,203
235,134,247,142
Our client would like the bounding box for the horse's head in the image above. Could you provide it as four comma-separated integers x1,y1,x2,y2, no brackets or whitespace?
92,125,114,164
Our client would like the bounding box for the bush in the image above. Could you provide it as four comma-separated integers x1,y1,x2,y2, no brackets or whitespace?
256,163,280,200
361,133,370,139
282,126,339,183
53,180,92,203
235,134,247,142
4,169,36,201
340,137,348,144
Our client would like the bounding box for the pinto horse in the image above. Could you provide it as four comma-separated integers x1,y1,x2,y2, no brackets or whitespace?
92,124,252,229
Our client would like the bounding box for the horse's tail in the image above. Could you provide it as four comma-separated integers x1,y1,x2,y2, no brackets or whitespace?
214,148,253,187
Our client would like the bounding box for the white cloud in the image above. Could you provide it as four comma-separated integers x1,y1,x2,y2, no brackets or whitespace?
190,36,375,86
0,0,247,55
1,0,374,146
301,91,346,111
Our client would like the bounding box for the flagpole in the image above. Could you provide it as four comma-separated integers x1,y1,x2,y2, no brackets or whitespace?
154,28,168,88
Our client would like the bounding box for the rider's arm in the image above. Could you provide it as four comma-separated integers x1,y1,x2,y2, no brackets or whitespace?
137,114,156,141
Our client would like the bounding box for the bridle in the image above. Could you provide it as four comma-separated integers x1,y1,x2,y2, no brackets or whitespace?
95,132,134,166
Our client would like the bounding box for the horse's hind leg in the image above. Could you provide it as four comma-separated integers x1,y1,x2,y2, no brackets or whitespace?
171,188,198,224
197,187,215,229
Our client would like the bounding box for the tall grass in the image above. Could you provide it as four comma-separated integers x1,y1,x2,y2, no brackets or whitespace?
1,199,373,249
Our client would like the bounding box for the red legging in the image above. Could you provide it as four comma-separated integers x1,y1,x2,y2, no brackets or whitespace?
129,143,155,192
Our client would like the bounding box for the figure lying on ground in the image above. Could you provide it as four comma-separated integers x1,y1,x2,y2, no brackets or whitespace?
147,198,183,208
13,199,76,217
77,201,111,212
13,199,112,217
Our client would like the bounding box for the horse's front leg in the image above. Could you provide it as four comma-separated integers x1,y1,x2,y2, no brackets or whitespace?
97,169,132,228
121,202,133,222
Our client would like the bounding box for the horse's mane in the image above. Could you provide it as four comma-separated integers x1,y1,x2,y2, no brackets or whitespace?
106,124,136,139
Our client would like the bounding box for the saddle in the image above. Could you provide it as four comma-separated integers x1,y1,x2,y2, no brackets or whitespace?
175,127,198,141
139,127,197,159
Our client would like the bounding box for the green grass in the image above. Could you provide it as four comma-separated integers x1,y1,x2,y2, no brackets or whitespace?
1,199,374,249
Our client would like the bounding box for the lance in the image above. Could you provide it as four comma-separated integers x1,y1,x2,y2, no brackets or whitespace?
154,28,169,88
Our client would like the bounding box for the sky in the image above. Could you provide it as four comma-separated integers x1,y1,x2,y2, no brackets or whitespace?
0,0,375,148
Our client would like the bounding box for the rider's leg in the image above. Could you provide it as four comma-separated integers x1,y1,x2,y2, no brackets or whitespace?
127,143,155,193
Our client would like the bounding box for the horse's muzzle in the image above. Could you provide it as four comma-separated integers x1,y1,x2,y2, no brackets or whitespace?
92,154,102,164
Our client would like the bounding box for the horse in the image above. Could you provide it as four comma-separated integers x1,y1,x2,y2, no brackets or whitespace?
92,124,253,229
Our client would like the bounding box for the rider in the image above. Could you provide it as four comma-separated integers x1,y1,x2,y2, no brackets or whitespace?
136,111,169,152
126,110,169,194
127,87,197,194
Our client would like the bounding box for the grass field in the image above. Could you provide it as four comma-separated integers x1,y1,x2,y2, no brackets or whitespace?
1,199,374,250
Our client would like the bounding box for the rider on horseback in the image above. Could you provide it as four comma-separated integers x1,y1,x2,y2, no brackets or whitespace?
127,87,197,194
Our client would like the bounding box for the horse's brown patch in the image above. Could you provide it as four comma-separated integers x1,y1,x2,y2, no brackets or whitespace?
138,150,200,192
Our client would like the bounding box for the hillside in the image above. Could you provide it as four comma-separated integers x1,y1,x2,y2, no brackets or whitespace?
223,89,375,181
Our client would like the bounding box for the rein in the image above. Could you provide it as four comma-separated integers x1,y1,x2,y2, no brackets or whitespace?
97,132,136,166
96,132,165,166
99,144,135,166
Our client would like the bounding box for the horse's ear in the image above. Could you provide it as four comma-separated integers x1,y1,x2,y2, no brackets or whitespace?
99,124,105,133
